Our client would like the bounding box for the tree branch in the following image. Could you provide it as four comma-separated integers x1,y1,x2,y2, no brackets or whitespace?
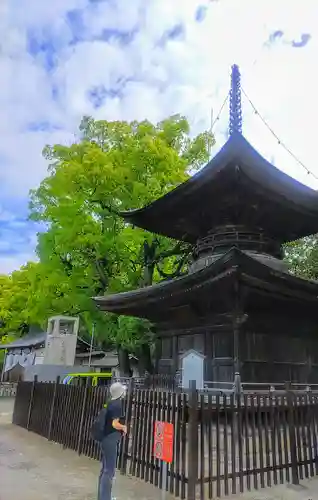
94,258,108,290
156,255,188,279
155,241,190,261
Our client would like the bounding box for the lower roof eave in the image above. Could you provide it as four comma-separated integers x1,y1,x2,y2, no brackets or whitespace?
94,267,237,316
94,247,318,317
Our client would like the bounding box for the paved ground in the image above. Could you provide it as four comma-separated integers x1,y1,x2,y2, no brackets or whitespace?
0,398,172,500
1,397,318,500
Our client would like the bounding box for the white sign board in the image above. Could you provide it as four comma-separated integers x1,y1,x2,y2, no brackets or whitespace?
181,350,204,390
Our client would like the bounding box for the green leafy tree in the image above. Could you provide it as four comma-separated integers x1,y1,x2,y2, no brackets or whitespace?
1,115,213,374
284,236,318,279
0,265,38,336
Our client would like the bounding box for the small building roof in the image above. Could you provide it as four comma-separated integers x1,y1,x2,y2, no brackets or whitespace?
0,331,46,350
0,331,99,352
75,350,106,360
78,351,139,368
121,133,318,243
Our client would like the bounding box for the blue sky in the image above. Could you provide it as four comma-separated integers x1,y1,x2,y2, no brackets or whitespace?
0,0,317,273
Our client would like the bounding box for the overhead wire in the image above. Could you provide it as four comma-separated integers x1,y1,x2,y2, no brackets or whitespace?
207,92,229,157
241,86,318,182
210,92,229,131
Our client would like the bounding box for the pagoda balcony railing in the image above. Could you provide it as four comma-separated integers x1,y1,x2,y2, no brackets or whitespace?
194,226,282,259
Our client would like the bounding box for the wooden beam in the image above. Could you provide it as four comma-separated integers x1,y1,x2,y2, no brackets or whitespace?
240,273,318,303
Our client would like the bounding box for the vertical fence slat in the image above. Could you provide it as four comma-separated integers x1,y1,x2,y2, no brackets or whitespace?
180,392,187,500
281,396,290,483
174,392,181,497
149,389,157,486
187,380,198,500
263,396,272,487
223,394,229,496
287,389,299,485
249,396,258,490
305,393,314,478
207,393,213,500
230,394,237,495
269,395,278,485
275,396,284,484
308,395,318,475
26,376,37,430
199,393,205,500
167,391,174,494
136,389,146,479
294,395,303,480
119,379,133,474
256,395,265,489
48,377,59,440
244,394,251,492
216,394,221,498
130,389,140,478
300,395,309,479
154,390,162,488
237,395,244,493
77,382,89,454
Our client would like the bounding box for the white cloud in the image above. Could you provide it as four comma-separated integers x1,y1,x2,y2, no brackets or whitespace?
0,0,318,273
0,253,37,274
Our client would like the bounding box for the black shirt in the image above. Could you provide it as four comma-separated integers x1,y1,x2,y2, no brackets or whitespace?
104,399,124,436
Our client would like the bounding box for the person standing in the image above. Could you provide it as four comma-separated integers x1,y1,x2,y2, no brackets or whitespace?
98,382,127,500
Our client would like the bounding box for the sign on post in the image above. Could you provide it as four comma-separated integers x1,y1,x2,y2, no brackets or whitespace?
154,421,174,498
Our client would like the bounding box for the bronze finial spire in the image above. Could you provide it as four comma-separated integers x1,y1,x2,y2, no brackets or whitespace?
229,64,242,136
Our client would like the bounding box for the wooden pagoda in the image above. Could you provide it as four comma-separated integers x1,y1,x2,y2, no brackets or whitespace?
95,66,318,384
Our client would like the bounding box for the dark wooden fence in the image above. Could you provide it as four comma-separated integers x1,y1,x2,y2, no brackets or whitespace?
12,379,318,499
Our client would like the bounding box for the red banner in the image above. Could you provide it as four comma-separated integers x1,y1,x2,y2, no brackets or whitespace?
154,421,174,463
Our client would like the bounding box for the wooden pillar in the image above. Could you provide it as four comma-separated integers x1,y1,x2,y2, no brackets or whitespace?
232,279,241,376
232,276,248,380
154,338,162,374
205,330,213,380
172,335,178,375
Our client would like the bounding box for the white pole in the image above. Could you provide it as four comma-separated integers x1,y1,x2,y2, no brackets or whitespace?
88,323,95,369
161,461,168,500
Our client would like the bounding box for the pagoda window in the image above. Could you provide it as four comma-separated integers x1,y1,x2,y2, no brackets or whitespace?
213,332,233,358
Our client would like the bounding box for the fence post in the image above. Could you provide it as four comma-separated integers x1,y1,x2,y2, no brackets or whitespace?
120,378,135,475
26,375,38,430
187,380,198,500
77,378,90,455
47,376,60,441
286,382,299,485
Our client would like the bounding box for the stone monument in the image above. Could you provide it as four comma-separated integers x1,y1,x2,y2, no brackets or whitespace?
43,315,79,366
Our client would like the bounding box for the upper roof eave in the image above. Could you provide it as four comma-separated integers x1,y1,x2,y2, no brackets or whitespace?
120,133,318,240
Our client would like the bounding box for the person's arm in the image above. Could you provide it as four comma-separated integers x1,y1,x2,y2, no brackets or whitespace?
112,418,127,434
111,402,127,434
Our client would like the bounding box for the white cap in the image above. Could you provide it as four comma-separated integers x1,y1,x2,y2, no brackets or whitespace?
110,382,127,400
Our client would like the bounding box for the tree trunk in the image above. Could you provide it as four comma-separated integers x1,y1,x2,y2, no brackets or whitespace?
138,343,153,375
143,263,155,287
117,347,131,377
